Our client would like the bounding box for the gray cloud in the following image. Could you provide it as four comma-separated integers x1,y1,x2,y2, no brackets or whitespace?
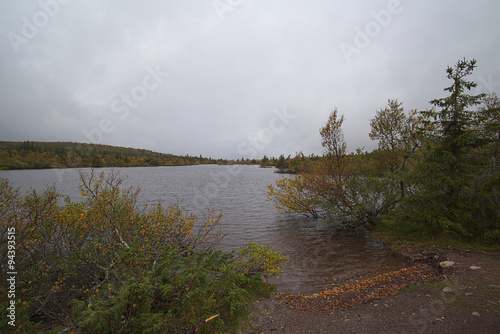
1,0,499,159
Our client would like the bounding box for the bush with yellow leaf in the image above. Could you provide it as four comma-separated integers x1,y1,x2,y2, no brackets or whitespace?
0,170,287,333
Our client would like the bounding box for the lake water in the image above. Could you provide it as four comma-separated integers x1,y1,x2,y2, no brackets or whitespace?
0,165,405,294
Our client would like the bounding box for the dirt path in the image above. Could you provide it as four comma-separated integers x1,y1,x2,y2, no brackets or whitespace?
243,249,500,333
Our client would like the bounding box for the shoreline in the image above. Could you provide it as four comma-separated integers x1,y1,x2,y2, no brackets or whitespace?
244,246,500,333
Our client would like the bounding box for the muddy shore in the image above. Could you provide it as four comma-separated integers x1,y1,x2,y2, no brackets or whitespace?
243,248,500,333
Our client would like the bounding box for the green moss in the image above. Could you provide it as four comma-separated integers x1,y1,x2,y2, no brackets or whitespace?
402,284,421,292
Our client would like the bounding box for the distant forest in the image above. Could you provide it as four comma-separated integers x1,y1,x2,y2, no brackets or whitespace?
0,141,300,170
0,141,227,169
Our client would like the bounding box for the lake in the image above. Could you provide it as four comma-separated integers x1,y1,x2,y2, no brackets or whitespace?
0,164,405,294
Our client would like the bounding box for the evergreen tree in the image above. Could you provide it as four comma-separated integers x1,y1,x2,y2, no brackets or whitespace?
410,58,495,237
276,154,289,171
426,58,486,159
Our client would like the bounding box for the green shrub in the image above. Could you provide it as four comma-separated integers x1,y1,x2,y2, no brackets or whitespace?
0,170,287,333
484,229,500,244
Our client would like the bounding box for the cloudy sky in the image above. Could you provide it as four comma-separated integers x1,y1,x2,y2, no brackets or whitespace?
0,0,499,159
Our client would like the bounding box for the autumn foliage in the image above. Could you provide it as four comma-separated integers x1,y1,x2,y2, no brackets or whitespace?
0,141,228,170
268,59,499,241
0,170,287,333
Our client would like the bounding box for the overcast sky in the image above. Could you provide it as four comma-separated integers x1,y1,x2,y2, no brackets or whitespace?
1,0,499,159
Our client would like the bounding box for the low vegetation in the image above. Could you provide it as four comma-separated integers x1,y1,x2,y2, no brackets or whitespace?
0,170,287,333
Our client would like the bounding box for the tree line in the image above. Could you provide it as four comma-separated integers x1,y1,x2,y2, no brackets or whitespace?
0,141,310,170
268,58,499,243
0,142,230,170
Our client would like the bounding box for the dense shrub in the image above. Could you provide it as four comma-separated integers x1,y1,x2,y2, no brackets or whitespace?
0,171,287,333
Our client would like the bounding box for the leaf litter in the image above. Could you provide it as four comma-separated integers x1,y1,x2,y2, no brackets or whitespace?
278,263,437,311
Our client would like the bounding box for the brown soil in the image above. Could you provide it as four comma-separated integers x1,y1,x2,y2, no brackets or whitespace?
243,248,500,333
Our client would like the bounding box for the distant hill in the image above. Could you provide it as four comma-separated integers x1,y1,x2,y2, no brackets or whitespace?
0,141,230,170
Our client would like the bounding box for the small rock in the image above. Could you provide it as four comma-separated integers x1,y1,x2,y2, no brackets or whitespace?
469,265,481,270
442,287,454,293
440,261,455,268
472,312,480,317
